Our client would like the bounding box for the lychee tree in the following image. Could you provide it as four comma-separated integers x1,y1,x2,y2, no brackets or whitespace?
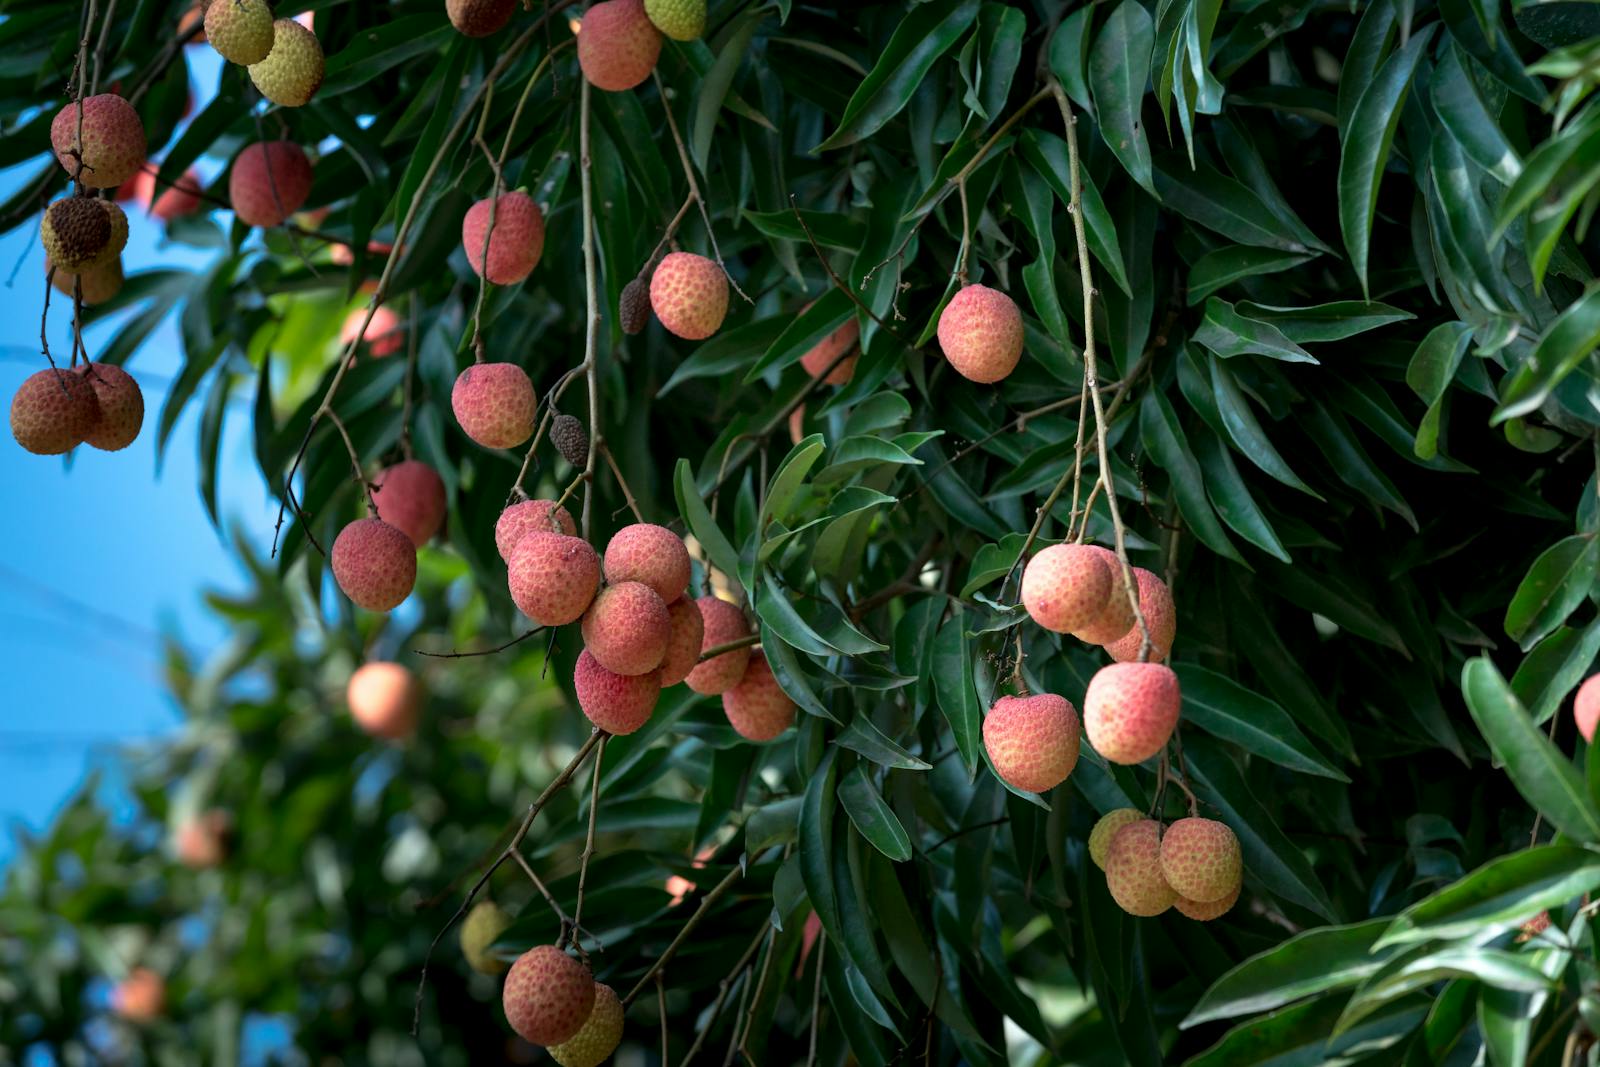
6,0,1600,1063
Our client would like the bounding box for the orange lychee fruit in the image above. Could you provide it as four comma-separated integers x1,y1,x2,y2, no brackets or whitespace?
659,596,705,686
1104,819,1177,916
371,460,446,547
788,405,806,446
74,362,144,451
141,168,205,220
1576,675,1600,742
577,0,663,92
799,315,859,385
173,808,231,868
205,0,276,64
1070,547,1138,645
346,661,422,739
574,649,662,734
461,191,545,285
937,284,1024,383
112,967,166,1022
10,367,98,455
448,0,518,36
248,17,323,106
508,531,601,625
461,899,514,974
685,595,752,694
722,653,796,741
581,580,671,676
982,693,1080,794
50,94,146,189
549,982,625,1067
229,140,313,227
495,499,577,561
50,257,124,306
1175,883,1239,921
503,945,595,1046
341,305,404,359
603,522,690,602
1021,543,1112,635
331,518,416,612
1087,808,1144,870
650,251,728,340
1159,817,1242,904
1084,662,1180,765
178,0,208,42
451,362,535,449
1102,567,1177,662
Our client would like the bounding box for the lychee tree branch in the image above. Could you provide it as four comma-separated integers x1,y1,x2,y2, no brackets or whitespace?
600,443,645,523
509,848,576,935
568,734,607,959
324,409,377,515
621,850,766,1008
509,363,589,504
735,924,782,1063
677,922,769,1067
412,627,541,658
579,77,602,540
651,69,751,304
697,634,760,662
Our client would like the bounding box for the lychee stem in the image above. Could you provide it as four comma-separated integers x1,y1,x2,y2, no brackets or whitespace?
600,442,646,523
326,409,377,515
508,363,589,506
568,734,607,960
621,851,764,1008
579,78,603,540
678,922,771,1066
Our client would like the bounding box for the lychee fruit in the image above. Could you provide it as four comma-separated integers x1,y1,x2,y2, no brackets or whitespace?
549,983,625,1067
1104,819,1177,917
577,0,663,92
1083,662,1181,765
799,314,859,385
330,239,394,267
370,460,445,546
581,580,671,676
1021,543,1111,635
341,305,404,358
788,405,805,446
619,275,649,334
495,499,577,561
502,945,596,1046
249,18,323,106
448,0,517,36
206,0,276,64
1576,675,1600,742
10,367,98,455
346,661,422,739
650,251,728,340
50,94,146,189
229,140,313,227
1102,567,1177,662
138,168,206,220
461,191,545,285
41,198,112,272
1159,817,1242,904
685,595,752,694
1175,883,1240,921
112,967,166,1022
550,412,588,468
452,362,535,449
75,363,144,451
1070,547,1138,645
722,653,796,742
981,693,1080,794
659,596,705,686
574,649,662,734
461,899,513,974
50,257,124,306
173,809,231,868
1087,808,1144,870
643,0,705,40
936,284,1024,383
508,531,601,625
603,523,690,602
178,0,208,41
331,518,417,612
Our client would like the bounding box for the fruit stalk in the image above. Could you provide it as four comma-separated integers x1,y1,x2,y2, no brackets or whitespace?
621,848,765,1007
651,68,750,304
580,77,602,539
568,734,607,957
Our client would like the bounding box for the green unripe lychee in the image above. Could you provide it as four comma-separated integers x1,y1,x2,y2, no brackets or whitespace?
206,0,277,64
549,983,625,1067
644,0,706,40
249,18,323,106
460,900,513,974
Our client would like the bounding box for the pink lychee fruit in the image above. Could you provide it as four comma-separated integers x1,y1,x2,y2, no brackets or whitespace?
50,94,146,189
341,305,404,358
1021,543,1112,634
577,0,663,92
129,167,204,220
1104,819,1177,917
461,191,546,285
1070,547,1138,645
173,809,231,868
229,140,313,228
371,460,446,547
1102,567,1178,663
581,580,671,676
1088,808,1144,870
982,693,1080,794
788,405,806,446
74,362,144,451
1083,662,1181,765
685,595,752,694
448,0,518,36
936,284,1024,383
495,499,577,561
10,367,98,455
112,967,166,1022
508,531,601,625
659,596,705,686
650,251,728,340
603,522,691,602
548,982,625,1067
799,314,859,385
1175,883,1240,921
331,518,417,612
1159,817,1242,904
574,649,661,735
722,653,796,741
451,362,535,449
1576,675,1600,742
346,661,423,739
502,945,595,1046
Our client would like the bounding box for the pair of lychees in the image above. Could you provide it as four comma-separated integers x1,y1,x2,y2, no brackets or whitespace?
203,0,324,107
575,0,707,92
502,946,624,1067
1091,811,1243,921
11,363,145,457
330,459,449,612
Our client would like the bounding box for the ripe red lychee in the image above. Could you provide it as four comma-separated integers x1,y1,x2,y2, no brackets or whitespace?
582,581,671,675
603,522,690,602
936,284,1024,383
51,257,124,306
229,140,313,228
206,0,276,64
346,661,422,739
371,460,446,546
1576,675,1600,742
1084,662,1181,765
1102,567,1177,662
50,94,146,189
136,168,205,220
577,0,663,92
1104,819,1177,917
722,653,796,741
685,595,752,694
799,315,859,385
173,808,231,868
112,967,166,1022
1070,547,1137,645
659,596,705,686
10,367,98,455
1021,543,1111,635
508,531,601,625
461,899,513,974
1088,808,1144,870
1159,817,1242,904
461,191,545,285
1176,883,1240,921
331,518,417,612
650,251,727,340
982,693,1080,794
451,362,535,449
549,982,625,1067
574,649,662,734
495,499,577,561
502,945,596,1046
341,305,403,358
449,0,518,35
249,18,323,106
41,198,113,272
75,363,144,451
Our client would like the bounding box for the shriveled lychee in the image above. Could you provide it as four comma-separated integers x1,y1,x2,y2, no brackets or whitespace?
503,945,595,1046
799,315,859,385
1070,547,1138,645
331,518,416,612
461,899,513,974
10,367,98,455
249,18,323,106
619,275,650,334
452,362,535,449
549,983,625,1067
1088,808,1144,871
937,283,1024,383
371,460,445,546
604,523,690,602
1160,817,1242,904
1102,567,1177,663
643,0,705,40
659,596,705,686
650,251,727,340
1021,543,1111,635
448,0,517,36
581,581,671,676
722,654,796,741
173,809,231,868
982,693,1080,794
1576,675,1600,742
578,0,663,91
685,595,752,694
550,413,588,468
461,192,545,285
1104,819,1177,917
206,0,276,64
508,531,601,625
229,140,313,227
113,967,166,1022
1084,662,1181,765
347,662,422,739
50,257,124,305
495,499,576,561
574,649,662,734
1175,883,1240,921
51,94,146,189
41,198,112,272
75,363,144,451
99,201,130,266
341,306,404,358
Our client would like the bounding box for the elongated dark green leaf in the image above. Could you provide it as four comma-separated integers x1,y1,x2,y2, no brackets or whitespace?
1232,300,1414,342
747,796,805,852
691,8,765,170
1405,321,1473,460
1513,620,1600,725
321,17,454,97
1154,160,1311,252
1376,845,1600,947
1193,431,1291,563
743,209,864,252
1336,947,1552,1036
932,611,982,772
1140,390,1244,563
1016,129,1132,296
1187,247,1316,305
1493,288,1600,424
675,458,742,588
659,316,788,395
836,715,932,770
1432,42,1520,184
1175,665,1345,780
1209,358,1320,497
760,435,826,530
1185,993,1429,1067
1505,535,1600,650
799,749,842,941
756,573,835,656
839,767,913,862
1090,0,1157,197
1184,918,1395,1026
1193,298,1314,362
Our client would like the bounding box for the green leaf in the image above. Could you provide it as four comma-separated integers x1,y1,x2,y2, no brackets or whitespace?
932,611,982,772
1174,665,1346,780
836,716,932,771
760,434,826,530
675,458,742,590
1090,0,1158,197
747,796,805,853
746,288,855,381
1431,42,1521,184
1513,620,1600,726
1209,358,1321,498
1192,298,1315,363
1376,845,1600,947
321,16,455,97
1139,390,1244,564
839,767,913,862
1184,993,1429,1067
1192,431,1292,563
1405,321,1474,460
659,316,788,396
743,209,865,252
799,748,841,940
1231,300,1415,343
1153,159,1312,252
1504,535,1600,650
1184,918,1396,1026
691,8,766,171
756,573,835,656
1493,288,1600,424
1336,948,1553,1035
1187,247,1316,306
1016,129,1132,296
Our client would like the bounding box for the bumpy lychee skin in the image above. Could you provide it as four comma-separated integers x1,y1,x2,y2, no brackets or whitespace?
644,0,705,39
229,141,313,227
41,198,112,271
574,649,662,734
650,251,728,340
461,192,546,285
549,983,625,1067
11,368,98,455
982,693,1080,794
75,363,144,451
685,595,753,694
346,661,422,739
1022,543,1112,635
578,0,663,91
659,596,705,686
1088,808,1144,871
1071,547,1138,645
50,257,124,305
249,18,323,106
503,945,595,1046
371,460,446,547
508,531,601,625
341,306,403,358
495,499,577,561
461,900,513,974
50,95,146,189
206,0,276,64
1576,675,1600,742
604,523,691,602
452,362,535,448
723,654,797,741
331,518,416,612
113,967,166,1022
937,284,1024,383
98,201,130,267
1160,817,1242,904
1104,819,1177,917
448,0,517,36
1175,882,1240,921
582,581,671,676
799,316,859,384
1103,568,1178,662
1084,662,1181,765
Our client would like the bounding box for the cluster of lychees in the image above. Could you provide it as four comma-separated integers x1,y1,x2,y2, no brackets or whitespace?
1089,810,1243,921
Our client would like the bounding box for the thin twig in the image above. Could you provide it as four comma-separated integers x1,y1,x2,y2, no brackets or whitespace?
659,972,670,1067
325,409,376,515
601,443,645,522
736,925,781,1064
698,634,760,662
806,934,826,1067
570,734,608,958
412,628,541,658
652,70,750,303
622,854,763,1008
510,849,576,934
509,363,589,503
679,924,769,1067
579,79,602,539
